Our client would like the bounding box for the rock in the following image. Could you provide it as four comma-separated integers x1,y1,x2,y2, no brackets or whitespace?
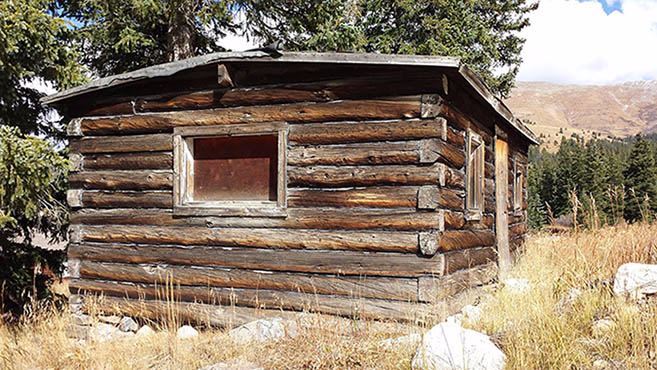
461,305,482,325
118,317,139,332
503,278,531,294
98,315,121,325
444,313,463,326
613,263,657,299
72,313,92,326
379,333,422,350
177,325,199,339
592,359,611,370
136,325,155,337
412,322,505,370
592,319,616,337
229,318,298,344
199,359,263,370
89,322,131,342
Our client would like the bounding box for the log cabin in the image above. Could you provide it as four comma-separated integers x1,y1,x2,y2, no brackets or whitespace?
42,51,537,326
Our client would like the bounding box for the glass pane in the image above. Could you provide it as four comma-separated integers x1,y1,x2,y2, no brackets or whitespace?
192,135,278,202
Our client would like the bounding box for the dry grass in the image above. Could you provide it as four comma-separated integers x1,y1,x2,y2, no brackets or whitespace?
3,223,657,369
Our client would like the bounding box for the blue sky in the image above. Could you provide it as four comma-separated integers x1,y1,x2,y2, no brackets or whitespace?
516,0,657,84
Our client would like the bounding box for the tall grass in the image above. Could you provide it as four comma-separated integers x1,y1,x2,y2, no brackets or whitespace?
2,224,657,369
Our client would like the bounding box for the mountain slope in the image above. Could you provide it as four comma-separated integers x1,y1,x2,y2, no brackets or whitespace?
505,81,657,145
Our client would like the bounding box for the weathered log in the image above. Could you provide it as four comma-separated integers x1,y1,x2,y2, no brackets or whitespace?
439,230,496,251
69,243,444,277
79,191,172,208
82,152,172,170
69,171,173,190
69,134,172,153
444,211,494,230
77,261,418,301
444,167,465,189
288,141,425,166
71,280,434,322
288,163,445,187
443,247,497,274
73,225,421,253
420,139,466,169
71,207,444,231
288,186,422,208
509,222,528,237
81,73,445,116
418,262,497,302
439,103,494,142
76,97,423,135
289,119,445,145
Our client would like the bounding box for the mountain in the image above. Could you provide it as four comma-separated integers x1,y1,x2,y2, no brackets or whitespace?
505,80,657,147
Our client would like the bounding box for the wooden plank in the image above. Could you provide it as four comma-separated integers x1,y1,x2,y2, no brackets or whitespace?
69,243,444,277
440,230,496,252
495,138,511,276
77,97,423,135
82,152,172,170
418,262,497,302
70,207,444,231
289,119,445,145
288,163,445,187
77,261,418,301
443,247,497,274
288,186,422,208
74,225,422,253
69,134,172,154
70,279,433,321
69,171,173,190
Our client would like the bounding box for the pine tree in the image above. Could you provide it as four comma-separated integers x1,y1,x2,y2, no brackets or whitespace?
623,136,657,222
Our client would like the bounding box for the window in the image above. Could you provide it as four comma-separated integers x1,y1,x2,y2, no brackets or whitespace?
173,122,287,217
466,130,485,219
513,157,524,212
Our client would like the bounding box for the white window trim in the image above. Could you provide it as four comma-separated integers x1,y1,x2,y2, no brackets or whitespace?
173,122,288,217
465,129,485,221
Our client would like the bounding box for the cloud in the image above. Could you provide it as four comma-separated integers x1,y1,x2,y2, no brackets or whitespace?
517,0,657,84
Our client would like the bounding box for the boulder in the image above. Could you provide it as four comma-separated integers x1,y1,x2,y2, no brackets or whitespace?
461,305,482,325
591,319,616,337
613,263,657,299
89,322,132,342
98,315,121,325
229,318,298,344
199,359,263,370
118,317,139,332
136,325,156,337
412,322,505,370
177,325,199,339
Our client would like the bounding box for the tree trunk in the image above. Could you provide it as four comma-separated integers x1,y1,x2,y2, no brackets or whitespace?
168,0,196,61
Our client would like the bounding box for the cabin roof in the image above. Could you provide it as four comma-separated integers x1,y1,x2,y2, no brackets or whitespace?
41,51,538,144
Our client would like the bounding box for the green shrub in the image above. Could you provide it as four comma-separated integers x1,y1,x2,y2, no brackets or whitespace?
0,126,68,318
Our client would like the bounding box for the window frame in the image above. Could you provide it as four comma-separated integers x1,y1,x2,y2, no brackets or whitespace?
173,122,288,217
465,129,485,220
512,156,524,213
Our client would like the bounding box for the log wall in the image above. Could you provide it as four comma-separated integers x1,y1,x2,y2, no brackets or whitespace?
63,63,525,324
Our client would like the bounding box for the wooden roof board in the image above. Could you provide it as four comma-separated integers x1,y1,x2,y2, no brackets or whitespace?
41,51,538,144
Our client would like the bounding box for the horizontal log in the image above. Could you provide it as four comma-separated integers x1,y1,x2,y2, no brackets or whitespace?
80,73,445,116
418,262,497,302
288,163,445,187
69,171,172,190
422,139,466,169
79,191,171,208
444,211,494,230
288,141,424,166
69,243,444,277
77,261,418,301
439,103,494,142
71,207,444,231
509,222,528,237
82,152,172,171
70,134,172,154
73,225,421,253
71,280,434,322
443,247,497,274
288,186,421,208
77,96,423,135
440,230,496,252
444,167,465,189
288,119,445,145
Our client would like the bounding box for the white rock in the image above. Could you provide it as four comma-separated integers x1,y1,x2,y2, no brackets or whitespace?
118,316,139,332
613,263,657,299
136,325,155,337
199,359,263,370
461,305,482,325
98,315,121,325
379,333,422,350
177,325,199,339
412,322,506,370
229,318,298,344
89,322,131,343
445,313,463,326
592,359,611,369
592,319,616,337
503,278,531,294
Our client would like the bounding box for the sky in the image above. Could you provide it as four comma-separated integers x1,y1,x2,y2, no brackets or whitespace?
516,0,657,84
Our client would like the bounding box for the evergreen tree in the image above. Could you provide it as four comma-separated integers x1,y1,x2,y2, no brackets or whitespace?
553,136,586,215
581,140,609,223
623,136,657,222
